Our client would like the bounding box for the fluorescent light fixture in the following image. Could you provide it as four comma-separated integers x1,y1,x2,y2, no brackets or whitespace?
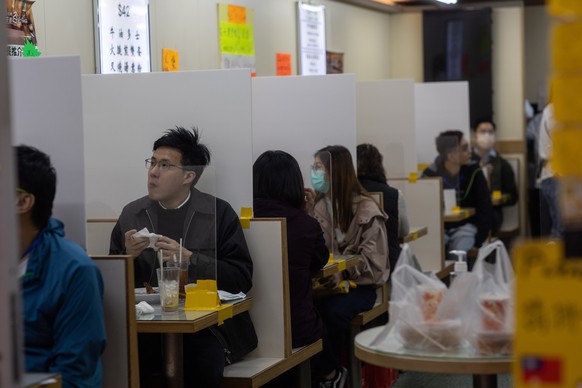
435,0,458,3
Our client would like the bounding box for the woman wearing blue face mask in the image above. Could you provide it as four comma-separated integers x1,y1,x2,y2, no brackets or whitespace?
309,145,389,388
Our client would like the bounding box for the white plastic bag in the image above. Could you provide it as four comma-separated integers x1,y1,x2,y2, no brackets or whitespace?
373,263,474,351
464,240,514,355
393,243,422,272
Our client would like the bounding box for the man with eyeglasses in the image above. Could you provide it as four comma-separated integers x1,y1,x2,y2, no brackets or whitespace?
422,130,493,256
16,145,106,388
109,126,257,387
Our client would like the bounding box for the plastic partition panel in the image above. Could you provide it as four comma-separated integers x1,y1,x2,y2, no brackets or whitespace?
391,177,444,272
243,219,290,358
86,221,117,256
92,256,136,388
357,79,417,177
9,56,86,247
415,81,470,167
252,75,357,189
0,27,22,388
82,69,253,219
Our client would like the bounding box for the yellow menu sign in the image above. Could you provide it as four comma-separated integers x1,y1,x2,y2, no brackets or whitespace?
217,3,255,75
514,240,582,387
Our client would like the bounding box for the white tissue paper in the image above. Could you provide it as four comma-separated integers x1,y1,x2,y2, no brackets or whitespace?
218,290,246,302
136,301,155,314
133,227,162,251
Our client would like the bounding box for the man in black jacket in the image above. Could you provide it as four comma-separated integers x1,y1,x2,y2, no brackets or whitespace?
110,126,257,387
423,130,493,255
470,118,518,234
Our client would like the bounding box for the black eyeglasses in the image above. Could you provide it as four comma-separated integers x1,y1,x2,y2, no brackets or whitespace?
145,158,186,172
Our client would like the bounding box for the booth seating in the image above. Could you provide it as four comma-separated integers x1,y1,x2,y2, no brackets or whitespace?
496,157,520,239
91,255,140,388
390,177,445,273
222,218,322,388
86,219,117,256
348,283,389,388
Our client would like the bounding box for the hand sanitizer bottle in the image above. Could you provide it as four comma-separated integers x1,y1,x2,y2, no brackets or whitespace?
449,250,468,283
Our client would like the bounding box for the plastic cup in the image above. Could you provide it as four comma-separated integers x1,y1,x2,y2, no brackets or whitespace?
156,267,180,312
167,261,189,299
417,284,445,321
480,294,508,331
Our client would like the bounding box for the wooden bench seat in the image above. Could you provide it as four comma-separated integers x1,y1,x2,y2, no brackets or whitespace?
223,340,322,388
222,218,322,388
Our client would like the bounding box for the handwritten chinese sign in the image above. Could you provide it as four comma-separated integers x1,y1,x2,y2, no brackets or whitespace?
218,4,255,77
96,0,151,74
296,3,326,76
514,240,582,386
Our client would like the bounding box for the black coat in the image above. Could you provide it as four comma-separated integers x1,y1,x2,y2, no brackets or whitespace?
471,151,519,233
110,188,257,363
358,173,401,271
254,198,329,348
423,161,493,248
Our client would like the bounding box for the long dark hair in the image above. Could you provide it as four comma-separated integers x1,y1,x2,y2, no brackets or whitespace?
253,150,305,209
315,145,367,232
356,143,386,181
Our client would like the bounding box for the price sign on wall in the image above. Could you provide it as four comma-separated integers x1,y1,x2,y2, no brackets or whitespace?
94,0,151,74
296,2,326,76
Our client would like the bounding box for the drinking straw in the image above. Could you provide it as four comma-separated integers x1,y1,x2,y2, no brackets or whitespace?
179,238,183,266
158,249,164,283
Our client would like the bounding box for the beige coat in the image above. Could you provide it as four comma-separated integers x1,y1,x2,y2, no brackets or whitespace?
313,195,389,286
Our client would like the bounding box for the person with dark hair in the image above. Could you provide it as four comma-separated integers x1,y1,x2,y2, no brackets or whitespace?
16,145,106,388
309,145,389,388
470,118,518,234
253,150,329,348
422,130,493,254
356,143,410,270
109,126,257,387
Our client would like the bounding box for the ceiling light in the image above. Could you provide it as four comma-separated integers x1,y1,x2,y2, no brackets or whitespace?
435,0,458,4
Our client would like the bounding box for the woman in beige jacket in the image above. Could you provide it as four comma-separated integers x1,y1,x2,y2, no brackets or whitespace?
307,145,389,388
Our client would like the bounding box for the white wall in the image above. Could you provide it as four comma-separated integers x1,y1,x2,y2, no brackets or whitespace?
492,6,525,141
0,25,22,388
83,69,253,219
524,5,550,107
31,0,391,78
388,13,423,82
10,56,87,247
356,79,417,177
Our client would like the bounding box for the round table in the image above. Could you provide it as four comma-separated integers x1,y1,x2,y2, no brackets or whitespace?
354,326,512,388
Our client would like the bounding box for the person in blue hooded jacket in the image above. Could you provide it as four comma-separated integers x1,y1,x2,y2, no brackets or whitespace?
16,145,106,388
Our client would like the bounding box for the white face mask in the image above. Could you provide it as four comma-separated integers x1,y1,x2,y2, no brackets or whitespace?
475,132,495,150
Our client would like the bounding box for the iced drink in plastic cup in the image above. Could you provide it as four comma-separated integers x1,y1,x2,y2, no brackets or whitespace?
157,267,180,312
417,284,445,321
167,261,189,299
480,294,508,331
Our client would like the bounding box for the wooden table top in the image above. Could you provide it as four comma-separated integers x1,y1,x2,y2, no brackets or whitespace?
136,297,253,333
355,326,512,375
314,255,360,278
443,208,476,222
399,226,428,244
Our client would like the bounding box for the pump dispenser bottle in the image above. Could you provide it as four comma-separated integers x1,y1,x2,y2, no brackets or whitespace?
449,250,468,283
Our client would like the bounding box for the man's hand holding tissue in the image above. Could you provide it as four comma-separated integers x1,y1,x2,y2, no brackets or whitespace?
156,236,192,262
125,229,149,258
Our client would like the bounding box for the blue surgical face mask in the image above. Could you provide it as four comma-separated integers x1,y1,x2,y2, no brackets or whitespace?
311,170,329,193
